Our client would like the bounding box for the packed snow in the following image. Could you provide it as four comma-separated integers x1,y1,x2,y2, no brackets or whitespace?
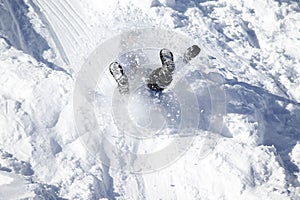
0,0,300,199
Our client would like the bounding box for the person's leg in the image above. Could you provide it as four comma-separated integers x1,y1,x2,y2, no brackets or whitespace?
109,62,129,95
147,48,175,91
147,67,163,91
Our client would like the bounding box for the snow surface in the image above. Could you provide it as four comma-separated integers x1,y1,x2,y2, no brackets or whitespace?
0,0,300,199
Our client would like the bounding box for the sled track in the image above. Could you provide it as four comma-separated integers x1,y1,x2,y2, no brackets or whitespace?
30,0,92,66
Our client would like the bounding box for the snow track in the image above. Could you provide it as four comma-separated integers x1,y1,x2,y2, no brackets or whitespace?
0,0,70,75
32,1,80,63
30,0,101,71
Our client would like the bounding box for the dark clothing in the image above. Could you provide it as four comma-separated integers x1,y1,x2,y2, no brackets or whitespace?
147,67,173,91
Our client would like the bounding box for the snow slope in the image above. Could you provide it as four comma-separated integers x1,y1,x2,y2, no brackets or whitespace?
0,0,300,199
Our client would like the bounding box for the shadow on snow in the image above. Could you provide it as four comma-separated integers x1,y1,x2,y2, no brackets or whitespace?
0,0,69,75
188,70,300,182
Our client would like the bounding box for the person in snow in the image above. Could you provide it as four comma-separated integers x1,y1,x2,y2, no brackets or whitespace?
109,46,200,94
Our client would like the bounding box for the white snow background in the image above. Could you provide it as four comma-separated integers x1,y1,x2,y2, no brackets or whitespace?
0,0,300,199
